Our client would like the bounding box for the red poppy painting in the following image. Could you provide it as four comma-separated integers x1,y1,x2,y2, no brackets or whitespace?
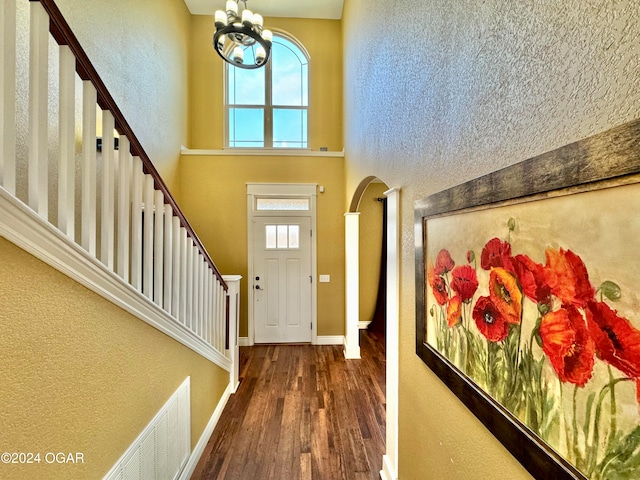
418,125,640,480
423,184,640,480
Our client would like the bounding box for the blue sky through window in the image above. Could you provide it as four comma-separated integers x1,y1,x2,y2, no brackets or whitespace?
227,33,308,148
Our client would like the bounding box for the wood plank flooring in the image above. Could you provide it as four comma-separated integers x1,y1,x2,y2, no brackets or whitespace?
191,330,386,480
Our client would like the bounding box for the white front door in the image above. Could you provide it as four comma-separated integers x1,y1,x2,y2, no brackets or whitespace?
253,216,312,343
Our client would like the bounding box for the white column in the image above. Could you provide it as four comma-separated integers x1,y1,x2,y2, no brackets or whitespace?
116,137,131,282
223,275,242,393
100,110,115,269
130,156,143,291
58,45,75,238
344,212,361,359
1,0,17,194
81,81,97,255
381,188,400,480
28,2,49,218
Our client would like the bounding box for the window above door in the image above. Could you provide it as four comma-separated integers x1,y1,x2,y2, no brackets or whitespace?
226,32,309,149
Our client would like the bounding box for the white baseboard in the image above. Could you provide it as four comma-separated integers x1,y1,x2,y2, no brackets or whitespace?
239,336,344,346
179,382,233,480
380,454,398,480
358,321,371,329
343,345,361,359
316,335,345,345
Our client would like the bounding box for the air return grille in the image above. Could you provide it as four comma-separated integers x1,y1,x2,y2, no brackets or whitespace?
103,377,190,480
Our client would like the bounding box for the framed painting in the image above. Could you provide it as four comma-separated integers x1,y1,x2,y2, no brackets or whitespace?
415,118,640,480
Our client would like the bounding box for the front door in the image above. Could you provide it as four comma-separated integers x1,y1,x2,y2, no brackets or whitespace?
253,216,312,343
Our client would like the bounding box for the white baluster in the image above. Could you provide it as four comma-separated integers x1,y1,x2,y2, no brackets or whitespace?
218,279,225,352
171,216,181,318
163,204,174,314
214,278,221,348
192,247,200,335
28,1,49,218
130,156,143,290
214,278,220,351
142,174,154,299
100,110,115,269
185,239,194,330
116,137,131,282
0,0,16,194
179,228,188,324
203,266,210,343
153,189,164,306
58,45,75,239
200,258,207,338
196,256,204,337
81,81,97,255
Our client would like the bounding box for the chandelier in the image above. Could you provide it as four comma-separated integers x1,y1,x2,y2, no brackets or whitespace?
213,1,273,69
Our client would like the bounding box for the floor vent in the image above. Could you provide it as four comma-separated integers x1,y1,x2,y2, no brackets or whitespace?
104,377,191,480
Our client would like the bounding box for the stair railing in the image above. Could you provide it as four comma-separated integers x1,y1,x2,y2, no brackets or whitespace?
0,0,237,371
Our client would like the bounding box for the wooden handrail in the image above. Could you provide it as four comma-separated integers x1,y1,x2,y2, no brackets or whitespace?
33,0,227,290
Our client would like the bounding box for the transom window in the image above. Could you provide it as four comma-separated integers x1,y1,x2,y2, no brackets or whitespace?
256,197,310,211
226,33,309,148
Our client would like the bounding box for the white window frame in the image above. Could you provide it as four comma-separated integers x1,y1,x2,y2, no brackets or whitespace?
224,31,310,150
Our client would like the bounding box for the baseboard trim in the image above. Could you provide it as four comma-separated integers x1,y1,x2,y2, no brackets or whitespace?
343,344,361,359
380,454,398,480
239,336,344,346
179,382,233,479
316,335,345,345
358,321,371,329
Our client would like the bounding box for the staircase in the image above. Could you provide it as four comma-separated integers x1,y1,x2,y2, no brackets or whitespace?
0,0,240,443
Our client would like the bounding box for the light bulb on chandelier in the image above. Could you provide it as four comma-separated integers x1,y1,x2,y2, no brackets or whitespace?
212,0,272,69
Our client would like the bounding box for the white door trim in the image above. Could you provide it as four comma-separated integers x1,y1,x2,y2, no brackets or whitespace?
381,187,400,480
247,183,318,345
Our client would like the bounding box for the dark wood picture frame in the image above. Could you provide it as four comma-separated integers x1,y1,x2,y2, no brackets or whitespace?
414,118,640,480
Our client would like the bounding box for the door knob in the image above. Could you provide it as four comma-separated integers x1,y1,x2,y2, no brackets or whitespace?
255,285,264,290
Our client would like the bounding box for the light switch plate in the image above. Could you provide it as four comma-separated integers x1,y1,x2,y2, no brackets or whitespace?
319,274,330,283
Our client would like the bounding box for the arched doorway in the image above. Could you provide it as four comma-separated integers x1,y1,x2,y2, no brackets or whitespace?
345,177,399,480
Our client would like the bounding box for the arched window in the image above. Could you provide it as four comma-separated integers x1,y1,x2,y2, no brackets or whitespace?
226,32,309,148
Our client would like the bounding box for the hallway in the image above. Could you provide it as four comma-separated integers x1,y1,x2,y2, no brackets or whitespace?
191,330,386,479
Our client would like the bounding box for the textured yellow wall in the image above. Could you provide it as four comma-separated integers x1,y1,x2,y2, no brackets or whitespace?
52,0,191,197
0,239,228,479
188,15,343,151
185,14,345,339
179,155,345,337
358,182,388,322
342,0,640,478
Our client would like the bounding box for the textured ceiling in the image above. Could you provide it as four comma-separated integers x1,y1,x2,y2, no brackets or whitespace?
183,0,343,19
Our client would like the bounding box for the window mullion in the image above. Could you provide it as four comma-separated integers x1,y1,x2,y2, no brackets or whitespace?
265,60,273,147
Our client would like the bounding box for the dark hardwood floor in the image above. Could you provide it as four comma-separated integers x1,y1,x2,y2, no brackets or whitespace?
191,330,386,480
